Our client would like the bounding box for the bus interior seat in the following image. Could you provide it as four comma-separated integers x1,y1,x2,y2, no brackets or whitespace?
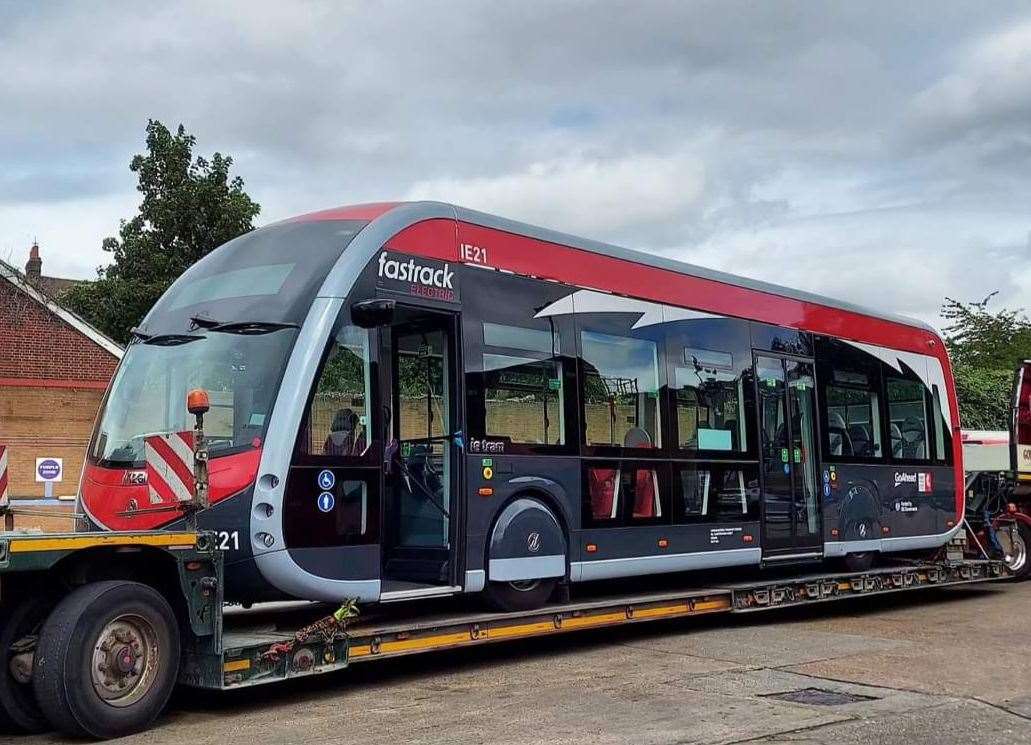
901,418,927,459
324,408,366,456
848,424,872,457
827,412,853,456
588,468,619,520
890,423,904,458
624,427,661,518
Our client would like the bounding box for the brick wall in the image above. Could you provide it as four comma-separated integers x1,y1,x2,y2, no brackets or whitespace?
0,276,119,499
0,385,104,498
0,279,117,381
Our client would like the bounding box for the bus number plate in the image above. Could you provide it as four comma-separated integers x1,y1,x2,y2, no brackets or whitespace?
460,243,489,266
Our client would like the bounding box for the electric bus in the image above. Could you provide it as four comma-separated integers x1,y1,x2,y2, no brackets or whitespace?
78,202,964,611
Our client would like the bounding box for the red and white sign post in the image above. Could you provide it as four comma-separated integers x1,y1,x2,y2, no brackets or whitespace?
0,445,11,530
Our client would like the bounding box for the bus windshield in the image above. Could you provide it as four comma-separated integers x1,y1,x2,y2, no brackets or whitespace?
90,218,370,467
91,327,297,467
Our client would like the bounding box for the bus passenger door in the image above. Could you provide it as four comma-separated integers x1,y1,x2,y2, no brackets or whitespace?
756,355,822,558
383,309,462,590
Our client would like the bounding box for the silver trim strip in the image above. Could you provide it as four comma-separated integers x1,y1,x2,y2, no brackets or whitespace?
464,569,486,594
380,585,462,602
762,552,823,562
571,547,761,582
823,539,880,557
489,555,566,582
823,523,961,557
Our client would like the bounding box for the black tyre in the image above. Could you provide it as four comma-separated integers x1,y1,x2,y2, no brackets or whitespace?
484,578,558,612
998,521,1031,581
33,581,180,739
842,552,876,572
0,597,52,733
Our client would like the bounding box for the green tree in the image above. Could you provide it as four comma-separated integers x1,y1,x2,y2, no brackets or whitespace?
65,120,260,343
942,293,1031,429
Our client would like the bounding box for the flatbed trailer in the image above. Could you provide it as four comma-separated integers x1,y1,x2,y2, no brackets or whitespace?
0,528,1010,739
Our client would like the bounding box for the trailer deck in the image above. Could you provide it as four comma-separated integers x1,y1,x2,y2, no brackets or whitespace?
210,559,1009,690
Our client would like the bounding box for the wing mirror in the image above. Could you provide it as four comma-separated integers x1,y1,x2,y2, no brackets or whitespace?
351,299,396,328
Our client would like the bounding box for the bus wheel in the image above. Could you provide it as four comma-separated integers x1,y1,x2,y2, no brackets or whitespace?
33,581,180,739
485,578,558,612
0,597,52,733
842,552,875,572
998,522,1030,580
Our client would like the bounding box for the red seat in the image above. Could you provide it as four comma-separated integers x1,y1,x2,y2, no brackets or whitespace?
633,469,657,518
588,468,618,520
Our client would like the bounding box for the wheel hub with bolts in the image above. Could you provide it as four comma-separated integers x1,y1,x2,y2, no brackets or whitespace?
91,616,159,708
999,525,1027,574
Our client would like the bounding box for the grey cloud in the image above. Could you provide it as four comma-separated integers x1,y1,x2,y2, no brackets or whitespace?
2,0,1031,326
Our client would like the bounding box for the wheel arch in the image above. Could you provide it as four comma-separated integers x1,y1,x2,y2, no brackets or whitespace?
485,488,571,584
48,546,190,631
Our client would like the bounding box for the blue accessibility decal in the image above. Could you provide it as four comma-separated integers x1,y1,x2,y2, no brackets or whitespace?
317,491,335,513
317,469,336,491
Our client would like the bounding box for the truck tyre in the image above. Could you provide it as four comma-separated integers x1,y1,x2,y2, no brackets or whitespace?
33,581,180,739
842,552,875,572
999,521,1030,581
0,597,51,733
484,578,558,612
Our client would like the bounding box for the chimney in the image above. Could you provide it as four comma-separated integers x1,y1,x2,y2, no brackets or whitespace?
25,241,42,283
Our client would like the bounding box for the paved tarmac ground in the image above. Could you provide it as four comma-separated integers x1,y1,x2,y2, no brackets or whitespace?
20,579,1031,745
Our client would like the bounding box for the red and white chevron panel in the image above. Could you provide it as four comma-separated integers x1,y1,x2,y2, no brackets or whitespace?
0,445,9,508
144,432,195,505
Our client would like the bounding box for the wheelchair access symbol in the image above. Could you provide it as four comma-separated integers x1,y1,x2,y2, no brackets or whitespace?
318,492,335,513
317,469,336,491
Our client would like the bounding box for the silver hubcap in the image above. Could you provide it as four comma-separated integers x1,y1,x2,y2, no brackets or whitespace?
91,615,160,708
998,526,1028,574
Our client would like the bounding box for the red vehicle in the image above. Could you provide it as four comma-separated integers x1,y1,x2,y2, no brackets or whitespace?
998,361,1031,577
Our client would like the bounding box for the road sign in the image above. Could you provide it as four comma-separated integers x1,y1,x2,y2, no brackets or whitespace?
35,457,63,483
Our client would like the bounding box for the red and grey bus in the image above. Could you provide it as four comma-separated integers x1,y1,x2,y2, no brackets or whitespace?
78,202,963,611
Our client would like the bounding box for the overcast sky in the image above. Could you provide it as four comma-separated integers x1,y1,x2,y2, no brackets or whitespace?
2,1,1029,328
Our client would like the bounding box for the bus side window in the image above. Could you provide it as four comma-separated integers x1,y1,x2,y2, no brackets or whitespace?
579,330,663,449
931,384,948,462
462,272,578,454
302,325,373,457
887,376,930,462
482,323,565,446
675,464,760,522
815,338,885,463
584,462,669,526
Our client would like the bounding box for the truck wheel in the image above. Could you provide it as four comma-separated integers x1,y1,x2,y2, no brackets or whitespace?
484,578,557,612
0,597,51,733
842,552,875,572
33,581,180,739
998,521,1030,580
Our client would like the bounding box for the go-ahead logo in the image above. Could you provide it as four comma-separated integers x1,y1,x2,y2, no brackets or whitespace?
377,252,456,302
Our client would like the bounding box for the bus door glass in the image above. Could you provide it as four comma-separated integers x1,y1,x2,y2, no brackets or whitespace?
756,355,822,555
384,310,461,585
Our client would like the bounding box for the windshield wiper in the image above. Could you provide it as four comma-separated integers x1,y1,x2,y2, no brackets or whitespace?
130,327,204,346
189,316,298,335
142,334,206,346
